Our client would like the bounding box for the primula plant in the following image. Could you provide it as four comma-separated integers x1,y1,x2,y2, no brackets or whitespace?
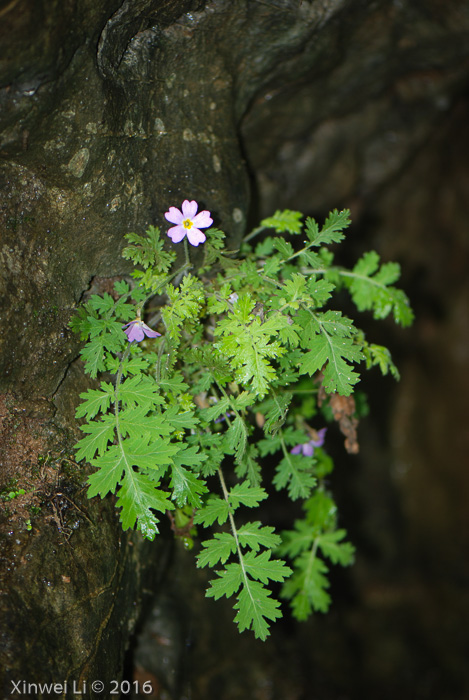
70,200,413,640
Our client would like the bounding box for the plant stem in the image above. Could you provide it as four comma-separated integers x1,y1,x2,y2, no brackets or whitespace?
114,343,132,462
184,237,191,268
217,467,247,576
242,225,266,244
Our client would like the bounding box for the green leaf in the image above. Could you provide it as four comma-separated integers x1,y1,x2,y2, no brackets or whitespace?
80,326,125,379
120,435,180,470
203,397,230,422
172,447,207,480
317,530,355,566
118,404,173,439
260,209,303,235
114,280,130,296
195,432,226,477
228,482,268,509
75,414,116,462
343,251,414,326
278,519,315,559
306,276,335,307
276,273,308,308
163,404,199,432
170,463,208,508
214,294,288,397
123,225,175,272
257,393,292,435
119,375,163,410
281,554,331,617
87,293,116,315
272,238,294,260
297,310,364,396
161,274,205,340
117,469,174,539
158,374,189,395
75,382,115,420
87,444,126,498
242,550,292,584
363,342,400,379
233,579,283,640
197,532,237,567
303,491,337,529
193,496,230,526
237,522,281,552
232,391,255,411
225,415,248,463
273,453,317,500
106,354,150,377
205,562,243,599
262,255,283,278
304,209,351,247
234,443,262,486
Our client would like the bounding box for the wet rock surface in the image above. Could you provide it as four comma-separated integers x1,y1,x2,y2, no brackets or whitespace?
1,0,468,697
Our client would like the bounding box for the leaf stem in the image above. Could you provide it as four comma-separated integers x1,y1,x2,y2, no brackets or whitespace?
114,342,133,465
216,467,250,590
279,432,302,485
242,225,266,244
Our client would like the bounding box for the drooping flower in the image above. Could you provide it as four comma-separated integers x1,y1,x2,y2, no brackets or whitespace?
291,428,327,457
164,200,213,246
122,318,161,343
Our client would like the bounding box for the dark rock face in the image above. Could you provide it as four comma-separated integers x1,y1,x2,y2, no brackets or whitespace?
1,496,171,698
1,0,468,696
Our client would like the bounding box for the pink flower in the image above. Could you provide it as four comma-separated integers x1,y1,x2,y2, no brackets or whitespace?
164,200,213,246
122,319,161,343
291,428,327,457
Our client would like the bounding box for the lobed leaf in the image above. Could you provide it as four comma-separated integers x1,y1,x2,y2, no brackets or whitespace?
193,495,230,526
260,209,303,235
205,562,243,599
75,382,115,420
273,453,317,500
228,482,268,509
170,463,208,508
242,550,292,585
317,530,355,566
233,579,283,640
197,532,237,567
237,522,281,552
117,469,174,538
75,414,116,462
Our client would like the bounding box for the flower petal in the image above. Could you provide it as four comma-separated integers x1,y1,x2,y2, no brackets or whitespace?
182,200,198,219
127,324,145,342
311,427,327,447
122,320,138,331
303,442,315,457
164,207,184,225
290,444,302,455
167,225,187,243
192,210,213,229
142,322,161,338
186,227,206,246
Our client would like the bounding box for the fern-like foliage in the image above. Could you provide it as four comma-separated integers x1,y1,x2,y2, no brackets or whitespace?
195,478,291,640
71,209,412,639
279,491,355,619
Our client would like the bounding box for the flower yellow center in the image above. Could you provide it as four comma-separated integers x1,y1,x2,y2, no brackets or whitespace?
182,219,193,229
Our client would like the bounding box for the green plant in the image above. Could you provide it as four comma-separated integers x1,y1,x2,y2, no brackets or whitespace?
70,203,412,639
1,488,26,501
